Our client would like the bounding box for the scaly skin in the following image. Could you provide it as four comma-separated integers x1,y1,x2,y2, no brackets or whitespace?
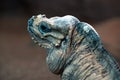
27,14,120,80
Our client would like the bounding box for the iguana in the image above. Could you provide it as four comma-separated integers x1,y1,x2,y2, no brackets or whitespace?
27,14,120,80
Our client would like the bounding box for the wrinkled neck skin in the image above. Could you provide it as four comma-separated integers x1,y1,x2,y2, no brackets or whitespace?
46,22,120,80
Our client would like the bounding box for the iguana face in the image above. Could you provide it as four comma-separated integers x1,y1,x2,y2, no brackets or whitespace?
28,14,79,74
28,15,77,48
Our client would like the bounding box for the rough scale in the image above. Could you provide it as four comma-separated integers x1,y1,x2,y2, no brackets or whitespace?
28,14,120,80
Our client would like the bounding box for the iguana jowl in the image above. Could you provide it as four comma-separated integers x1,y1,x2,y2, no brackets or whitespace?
28,14,120,80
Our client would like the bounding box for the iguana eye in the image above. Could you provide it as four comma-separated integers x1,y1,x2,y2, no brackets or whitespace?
38,22,51,33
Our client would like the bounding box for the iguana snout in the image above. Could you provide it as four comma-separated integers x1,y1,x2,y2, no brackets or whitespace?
28,15,67,49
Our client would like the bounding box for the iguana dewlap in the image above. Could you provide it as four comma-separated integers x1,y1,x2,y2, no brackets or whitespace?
28,14,120,80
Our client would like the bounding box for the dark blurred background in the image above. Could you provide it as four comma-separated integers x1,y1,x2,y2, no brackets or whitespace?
0,0,120,80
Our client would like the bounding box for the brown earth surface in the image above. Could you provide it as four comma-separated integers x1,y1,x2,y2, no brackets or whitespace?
0,17,120,80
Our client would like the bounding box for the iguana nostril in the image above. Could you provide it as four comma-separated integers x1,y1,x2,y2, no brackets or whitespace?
28,19,33,27
28,16,35,27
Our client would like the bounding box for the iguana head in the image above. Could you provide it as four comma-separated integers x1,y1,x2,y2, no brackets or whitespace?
28,14,101,74
28,15,75,48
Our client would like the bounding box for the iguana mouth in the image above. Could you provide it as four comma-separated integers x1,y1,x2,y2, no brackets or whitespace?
28,26,64,49
28,26,53,49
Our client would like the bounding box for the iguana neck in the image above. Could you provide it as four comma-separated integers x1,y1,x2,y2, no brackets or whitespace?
61,26,120,80
62,44,120,80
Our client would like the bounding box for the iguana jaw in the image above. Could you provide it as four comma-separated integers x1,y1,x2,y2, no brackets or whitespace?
28,25,53,49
